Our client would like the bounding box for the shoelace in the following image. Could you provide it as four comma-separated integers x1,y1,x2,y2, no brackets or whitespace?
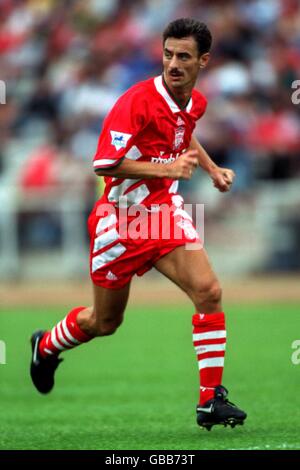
217,397,238,409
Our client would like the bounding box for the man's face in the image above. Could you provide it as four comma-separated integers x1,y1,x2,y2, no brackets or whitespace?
163,36,209,90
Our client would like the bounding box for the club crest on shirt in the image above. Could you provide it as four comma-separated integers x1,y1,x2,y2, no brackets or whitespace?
110,131,132,150
176,116,185,126
173,119,185,150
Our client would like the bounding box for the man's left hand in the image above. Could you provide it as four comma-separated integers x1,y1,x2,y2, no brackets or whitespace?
210,167,235,193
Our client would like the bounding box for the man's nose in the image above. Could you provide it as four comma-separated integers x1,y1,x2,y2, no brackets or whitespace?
169,55,179,69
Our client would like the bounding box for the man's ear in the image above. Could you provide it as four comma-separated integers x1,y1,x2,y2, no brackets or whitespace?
199,52,210,69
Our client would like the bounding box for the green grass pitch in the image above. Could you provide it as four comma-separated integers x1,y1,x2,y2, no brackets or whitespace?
0,303,299,450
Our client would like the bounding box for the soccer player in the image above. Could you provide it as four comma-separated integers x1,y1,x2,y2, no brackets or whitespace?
30,18,247,431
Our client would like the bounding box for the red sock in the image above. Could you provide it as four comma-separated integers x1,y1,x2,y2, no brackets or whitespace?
39,307,92,358
192,312,226,405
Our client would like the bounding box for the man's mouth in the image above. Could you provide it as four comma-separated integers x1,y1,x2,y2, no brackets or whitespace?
170,72,183,78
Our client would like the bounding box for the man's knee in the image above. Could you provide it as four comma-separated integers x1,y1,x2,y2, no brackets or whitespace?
90,312,123,337
206,281,222,304
191,279,222,308
78,306,124,337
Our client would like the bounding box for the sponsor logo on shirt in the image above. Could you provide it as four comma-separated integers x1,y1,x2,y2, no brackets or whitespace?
110,131,132,150
151,155,178,164
151,150,186,164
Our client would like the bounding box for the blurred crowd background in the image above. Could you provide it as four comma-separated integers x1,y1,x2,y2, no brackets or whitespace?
0,0,299,281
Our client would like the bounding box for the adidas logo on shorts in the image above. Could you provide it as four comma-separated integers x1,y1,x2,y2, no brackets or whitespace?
106,271,118,281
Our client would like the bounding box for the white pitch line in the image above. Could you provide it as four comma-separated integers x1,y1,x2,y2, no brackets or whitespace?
228,443,300,450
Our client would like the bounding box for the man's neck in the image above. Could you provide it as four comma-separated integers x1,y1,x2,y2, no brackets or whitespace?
163,74,193,110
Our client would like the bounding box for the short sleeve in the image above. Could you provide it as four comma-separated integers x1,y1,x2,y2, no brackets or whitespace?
192,90,207,121
93,86,150,171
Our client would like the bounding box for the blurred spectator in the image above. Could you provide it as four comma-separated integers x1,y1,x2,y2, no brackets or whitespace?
0,0,299,255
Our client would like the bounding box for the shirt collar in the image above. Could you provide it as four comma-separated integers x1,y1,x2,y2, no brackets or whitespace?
154,75,193,114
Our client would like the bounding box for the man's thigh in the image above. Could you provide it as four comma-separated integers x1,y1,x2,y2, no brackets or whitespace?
154,245,218,294
88,201,159,289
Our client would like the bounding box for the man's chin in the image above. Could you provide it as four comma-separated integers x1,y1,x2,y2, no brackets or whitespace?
168,77,185,87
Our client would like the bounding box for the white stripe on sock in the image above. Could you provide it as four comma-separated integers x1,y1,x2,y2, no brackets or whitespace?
57,322,74,348
61,318,81,345
44,348,54,355
50,326,65,351
193,330,226,342
198,357,224,369
195,343,226,354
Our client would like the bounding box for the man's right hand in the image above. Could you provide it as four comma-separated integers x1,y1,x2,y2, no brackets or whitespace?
167,150,199,180
96,149,199,180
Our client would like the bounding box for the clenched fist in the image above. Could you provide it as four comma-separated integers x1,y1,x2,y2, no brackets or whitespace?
168,150,199,180
210,167,235,192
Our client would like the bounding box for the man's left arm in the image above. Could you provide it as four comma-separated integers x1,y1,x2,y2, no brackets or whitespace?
189,134,235,193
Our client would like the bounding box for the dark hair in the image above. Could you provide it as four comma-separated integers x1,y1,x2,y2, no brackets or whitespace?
163,18,212,56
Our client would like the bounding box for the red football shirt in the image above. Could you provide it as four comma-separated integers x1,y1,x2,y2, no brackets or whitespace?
93,75,207,208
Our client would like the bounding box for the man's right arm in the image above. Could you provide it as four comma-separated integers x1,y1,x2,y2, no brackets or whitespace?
95,150,199,180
